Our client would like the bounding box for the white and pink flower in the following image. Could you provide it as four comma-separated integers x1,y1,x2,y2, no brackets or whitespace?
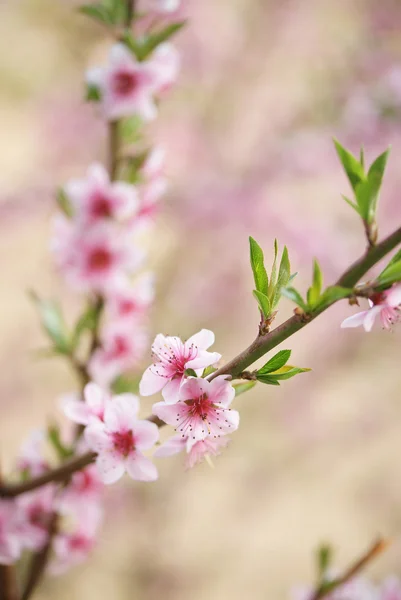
64,163,138,225
152,376,239,441
87,44,162,121
106,272,155,321
16,430,49,477
155,433,229,469
85,393,159,484
341,285,401,332
140,329,221,403
89,320,148,386
62,383,110,426
0,500,21,565
16,485,56,551
380,576,401,600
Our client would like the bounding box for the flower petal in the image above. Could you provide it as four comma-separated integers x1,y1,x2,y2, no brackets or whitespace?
84,423,112,453
385,284,401,307
209,376,235,407
363,305,382,332
154,435,186,458
139,365,170,396
133,420,159,450
340,310,370,329
125,452,158,482
161,375,182,404
95,453,125,484
185,351,221,370
62,395,90,425
186,329,215,350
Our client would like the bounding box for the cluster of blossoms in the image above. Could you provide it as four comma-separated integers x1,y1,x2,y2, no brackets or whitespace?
292,573,401,600
0,433,103,572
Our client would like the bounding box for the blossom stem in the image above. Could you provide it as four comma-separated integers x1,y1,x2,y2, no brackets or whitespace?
209,225,401,380
310,538,389,600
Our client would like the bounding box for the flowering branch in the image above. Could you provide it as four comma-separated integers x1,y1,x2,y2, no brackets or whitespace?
209,224,401,381
310,538,390,600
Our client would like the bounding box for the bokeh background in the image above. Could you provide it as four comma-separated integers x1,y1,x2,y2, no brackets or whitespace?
2,0,401,598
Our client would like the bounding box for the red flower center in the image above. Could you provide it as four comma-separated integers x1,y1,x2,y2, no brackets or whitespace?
91,193,112,218
112,430,135,457
29,505,49,529
113,71,139,96
370,291,387,305
88,247,113,271
185,393,212,421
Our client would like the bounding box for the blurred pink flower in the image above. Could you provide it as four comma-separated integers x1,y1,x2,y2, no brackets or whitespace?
62,384,110,426
89,320,148,385
105,272,155,321
85,393,159,484
155,433,229,468
341,285,401,332
140,329,221,403
152,376,238,441
16,485,56,552
149,43,180,93
16,430,49,477
65,163,138,225
57,465,104,513
87,44,162,121
380,577,401,600
0,500,21,565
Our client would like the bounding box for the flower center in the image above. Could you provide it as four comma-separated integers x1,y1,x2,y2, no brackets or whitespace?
111,335,130,358
29,505,49,529
185,393,212,420
119,299,137,315
91,193,112,218
112,430,135,457
113,71,139,96
88,247,113,271
370,291,387,305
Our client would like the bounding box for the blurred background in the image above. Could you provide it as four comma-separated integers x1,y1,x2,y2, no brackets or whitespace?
1,0,401,598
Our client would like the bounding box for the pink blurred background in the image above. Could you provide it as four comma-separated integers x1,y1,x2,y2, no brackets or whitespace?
1,0,401,598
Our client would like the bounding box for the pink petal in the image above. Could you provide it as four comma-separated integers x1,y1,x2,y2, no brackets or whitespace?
87,163,109,188
95,453,125,485
161,375,182,404
385,284,401,307
179,377,208,401
154,435,186,458
340,310,370,329
363,305,382,332
152,400,186,426
104,394,139,431
133,420,159,450
185,351,221,370
84,423,112,453
186,329,215,350
84,382,105,411
139,365,169,396
125,452,158,482
209,376,235,407
109,43,135,67
62,396,90,426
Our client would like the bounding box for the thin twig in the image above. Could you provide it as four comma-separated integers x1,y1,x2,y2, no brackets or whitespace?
21,513,59,600
310,538,390,600
0,566,19,600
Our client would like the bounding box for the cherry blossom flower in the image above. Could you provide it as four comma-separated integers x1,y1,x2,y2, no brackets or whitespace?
58,465,104,515
155,433,229,468
62,383,110,426
149,43,180,93
64,163,138,225
106,272,155,321
16,485,56,551
140,329,221,403
85,393,159,484
87,44,163,121
52,218,143,293
89,320,148,386
341,285,401,332
0,500,21,565
380,576,401,600
152,376,239,441
16,430,49,476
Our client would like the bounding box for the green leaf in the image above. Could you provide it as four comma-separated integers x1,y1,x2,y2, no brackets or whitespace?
268,239,279,300
111,375,140,394
48,423,74,460
78,4,115,25
121,151,149,183
253,290,271,318
30,293,71,354
383,248,401,270
360,147,365,170
342,194,360,214
86,83,101,102
376,260,401,286
249,237,269,296
255,374,281,386
257,349,291,375
334,138,365,191
71,304,100,351
365,147,390,222
56,188,74,218
121,22,185,61
266,365,311,380
202,365,217,378
185,368,198,378
307,259,323,308
118,115,143,144
233,381,257,396
272,246,291,308
281,287,308,311
316,285,352,307
317,544,333,578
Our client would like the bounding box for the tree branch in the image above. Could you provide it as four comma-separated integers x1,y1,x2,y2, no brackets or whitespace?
210,225,401,380
0,566,19,600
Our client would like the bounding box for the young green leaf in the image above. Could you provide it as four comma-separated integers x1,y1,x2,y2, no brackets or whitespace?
111,375,140,394
255,374,281,386
79,4,115,25
249,237,269,295
334,139,365,191
233,381,257,396
316,544,333,578
56,188,74,218
307,259,323,308
376,260,401,287
71,303,100,351
281,287,308,311
253,290,271,318
48,424,74,460
342,194,360,214
264,365,311,380
257,349,291,375
202,365,217,378
316,285,352,307
136,22,186,60
86,83,102,102
272,246,291,308
30,293,71,354
268,239,279,299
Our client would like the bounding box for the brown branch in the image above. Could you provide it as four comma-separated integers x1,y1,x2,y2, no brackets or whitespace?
209,225,401,381
311,538,390,600
21,514,59,600
0,566,19,600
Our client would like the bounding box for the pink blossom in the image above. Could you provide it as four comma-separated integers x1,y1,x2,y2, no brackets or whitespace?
140,329,221,404
380,577,401,600
89,320,148,386
16,485,56,551
152,376,239,441
0,500,21,565
138,178,168,222
16,430,49,476
155,433,229,468
64,163,138,225
148,43,180,93
142,146,166,181
105,272,155,321
57,465,104,515
85,393,159,484
87,44,163,121
52,217,143,293
341,285,401,332
62,383,110,426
